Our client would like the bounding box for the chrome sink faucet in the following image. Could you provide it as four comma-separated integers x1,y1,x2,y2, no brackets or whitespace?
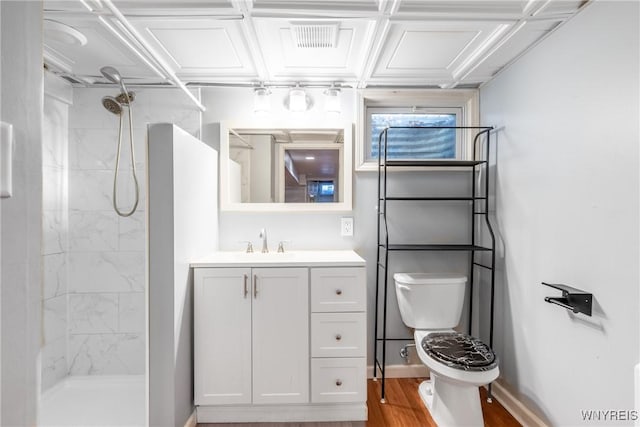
259,228,268,253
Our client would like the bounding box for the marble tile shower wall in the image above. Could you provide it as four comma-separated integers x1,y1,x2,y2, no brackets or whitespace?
42,89,70,391
68,88,200,375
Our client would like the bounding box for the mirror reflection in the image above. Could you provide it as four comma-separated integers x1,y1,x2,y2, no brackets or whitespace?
228,128,344,204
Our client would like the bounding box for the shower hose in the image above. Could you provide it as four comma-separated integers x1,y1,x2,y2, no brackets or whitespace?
113,103,139,217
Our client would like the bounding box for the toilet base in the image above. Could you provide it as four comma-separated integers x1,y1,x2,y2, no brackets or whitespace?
418,377,484,427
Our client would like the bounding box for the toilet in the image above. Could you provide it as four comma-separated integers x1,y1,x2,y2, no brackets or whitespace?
394,273,499,427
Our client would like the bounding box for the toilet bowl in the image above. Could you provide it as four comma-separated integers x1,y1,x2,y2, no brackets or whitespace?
394,273,499,427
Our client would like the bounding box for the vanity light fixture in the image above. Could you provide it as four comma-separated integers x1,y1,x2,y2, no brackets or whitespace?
285,84,313,112
324,85,341,114
253,85,271,113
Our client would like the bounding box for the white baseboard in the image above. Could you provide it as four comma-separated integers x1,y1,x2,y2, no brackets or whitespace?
490,380,548,427
184,410,197,427
367,364,429,379
197,403,367,423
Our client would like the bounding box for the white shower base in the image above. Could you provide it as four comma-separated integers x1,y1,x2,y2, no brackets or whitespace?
39,375,145,427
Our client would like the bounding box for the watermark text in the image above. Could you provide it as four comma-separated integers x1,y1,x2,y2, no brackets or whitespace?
581,410,639,422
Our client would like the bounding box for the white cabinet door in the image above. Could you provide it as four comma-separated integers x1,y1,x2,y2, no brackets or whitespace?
194,268,252,405
251,267,309,404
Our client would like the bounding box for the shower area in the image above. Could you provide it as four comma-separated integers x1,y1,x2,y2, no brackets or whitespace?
39,69,201,426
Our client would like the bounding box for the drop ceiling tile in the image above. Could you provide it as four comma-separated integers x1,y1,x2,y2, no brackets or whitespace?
462,20,560,83
387,30,479,69
105,0,237,13
251,0,380,14
395,1,527,18
129,18,258,80
150,28,242,68
535,1,585,16
369,20,512,83
253,18,375,80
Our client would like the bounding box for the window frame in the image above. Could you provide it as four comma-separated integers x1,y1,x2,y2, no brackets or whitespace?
356,89,479,171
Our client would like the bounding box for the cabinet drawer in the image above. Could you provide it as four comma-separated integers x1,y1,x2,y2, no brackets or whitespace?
311,267,365,313
311,358,366,403
311,312,366,358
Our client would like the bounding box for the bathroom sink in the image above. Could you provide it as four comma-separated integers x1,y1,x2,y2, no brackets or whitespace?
191,250,365,268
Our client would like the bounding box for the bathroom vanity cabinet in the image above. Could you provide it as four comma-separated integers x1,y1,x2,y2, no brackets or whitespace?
194,267,309,406
192,251,367,423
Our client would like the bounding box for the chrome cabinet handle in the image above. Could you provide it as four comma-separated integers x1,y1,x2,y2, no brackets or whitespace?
335,289,342,295
336,380,342,387
253,274,258,298
243,274,248,298
335,334,342,341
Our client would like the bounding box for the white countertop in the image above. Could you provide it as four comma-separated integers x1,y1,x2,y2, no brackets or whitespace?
191,250,366,268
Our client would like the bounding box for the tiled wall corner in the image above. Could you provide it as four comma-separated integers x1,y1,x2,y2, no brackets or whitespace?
42,77,71,392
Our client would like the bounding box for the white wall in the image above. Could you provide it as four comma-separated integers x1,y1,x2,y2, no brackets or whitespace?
202,87,480,366
480,1,639,424
148,124,218,427
0,1,43,425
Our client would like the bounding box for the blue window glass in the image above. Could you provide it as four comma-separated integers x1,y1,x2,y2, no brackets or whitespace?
370,113,457,160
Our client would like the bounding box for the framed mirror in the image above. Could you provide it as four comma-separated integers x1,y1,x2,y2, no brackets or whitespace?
220,122,352,212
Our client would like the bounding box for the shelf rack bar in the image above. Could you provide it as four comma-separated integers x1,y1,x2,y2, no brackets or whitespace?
378,244,492,251
381,196,487,201
373,129,383,383
482,129,498,401
373,125,497,403
469,134,478,336
473,262,493,270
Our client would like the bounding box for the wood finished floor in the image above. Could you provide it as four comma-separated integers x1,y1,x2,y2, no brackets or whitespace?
198,378,522,427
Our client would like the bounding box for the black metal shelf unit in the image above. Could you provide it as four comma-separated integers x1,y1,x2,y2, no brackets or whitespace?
373,126,497,402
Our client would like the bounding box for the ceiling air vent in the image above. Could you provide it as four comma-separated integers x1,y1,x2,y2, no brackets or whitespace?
290,22,339,48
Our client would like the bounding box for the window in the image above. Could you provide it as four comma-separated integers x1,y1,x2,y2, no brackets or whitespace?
307,180,335,203
356,90,479,170
367,107,461,162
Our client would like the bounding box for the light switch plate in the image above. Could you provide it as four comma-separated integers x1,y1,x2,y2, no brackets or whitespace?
0,122,13,198
341,217,354,236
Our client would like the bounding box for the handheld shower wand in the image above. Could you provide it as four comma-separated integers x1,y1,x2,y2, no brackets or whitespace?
100,66,139,217
100,66,129,96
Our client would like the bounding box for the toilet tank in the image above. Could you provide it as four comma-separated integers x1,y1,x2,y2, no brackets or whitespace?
394,273,467,329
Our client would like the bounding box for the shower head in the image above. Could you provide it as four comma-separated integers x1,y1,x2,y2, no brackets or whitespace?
102,96,122,115
102,92,135,115
100,66,128,95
